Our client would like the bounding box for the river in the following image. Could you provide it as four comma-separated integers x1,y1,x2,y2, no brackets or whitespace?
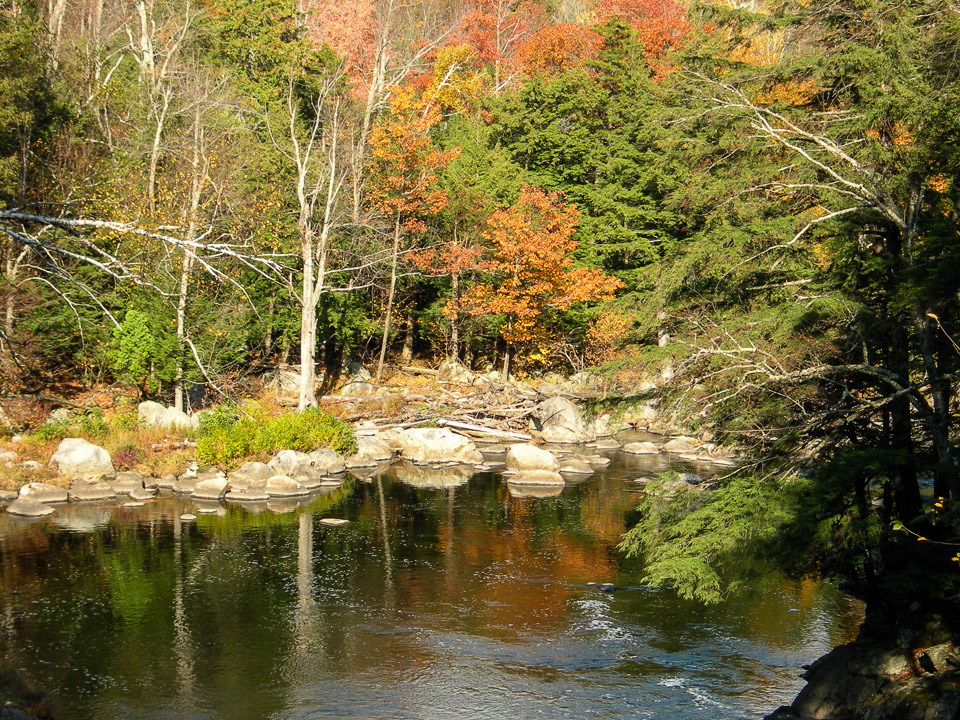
0,444,862,719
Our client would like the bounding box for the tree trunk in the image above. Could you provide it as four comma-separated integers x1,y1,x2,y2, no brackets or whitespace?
299,218,317,409
450,272,460,361
375,214,402,385
401,309,414,362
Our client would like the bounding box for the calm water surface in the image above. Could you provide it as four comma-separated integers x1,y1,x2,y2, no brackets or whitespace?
0,445,862,719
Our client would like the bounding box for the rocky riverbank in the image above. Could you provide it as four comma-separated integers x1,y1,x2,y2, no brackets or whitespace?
765,611,960,720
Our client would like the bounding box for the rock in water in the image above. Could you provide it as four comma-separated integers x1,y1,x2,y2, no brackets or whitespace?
6,497,55,517
18,482,68,503
505,444,561,472
622,441,660,455
264,475,308,497
383,427,484,465
268,450,311,476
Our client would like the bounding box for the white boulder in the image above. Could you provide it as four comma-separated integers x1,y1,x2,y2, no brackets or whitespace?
48,438,114,479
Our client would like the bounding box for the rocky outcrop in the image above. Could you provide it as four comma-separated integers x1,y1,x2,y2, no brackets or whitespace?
532,397,594,443
48,438,114,479
138,401,200,432
766,615,960,720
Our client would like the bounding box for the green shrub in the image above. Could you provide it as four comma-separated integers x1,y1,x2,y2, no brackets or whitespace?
77,410,108,438
33,420,67,442
196,407,356,469
197,402,241,436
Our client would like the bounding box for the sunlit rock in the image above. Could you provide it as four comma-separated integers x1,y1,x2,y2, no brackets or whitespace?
48,437,114,479
505,443,560,473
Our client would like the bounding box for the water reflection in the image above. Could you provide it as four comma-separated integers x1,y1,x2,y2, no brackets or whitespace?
0,462,862,720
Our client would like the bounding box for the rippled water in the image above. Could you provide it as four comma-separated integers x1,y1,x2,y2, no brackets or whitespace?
0,444,862,720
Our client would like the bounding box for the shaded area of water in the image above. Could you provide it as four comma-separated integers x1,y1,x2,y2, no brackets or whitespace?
0,450,862,720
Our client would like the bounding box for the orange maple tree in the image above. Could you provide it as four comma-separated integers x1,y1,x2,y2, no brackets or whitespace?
368,87,461,382
461,185,623,377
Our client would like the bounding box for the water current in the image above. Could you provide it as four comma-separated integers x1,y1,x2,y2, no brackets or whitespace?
0,440,863,720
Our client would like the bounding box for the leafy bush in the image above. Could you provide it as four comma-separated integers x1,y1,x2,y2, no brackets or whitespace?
113,443,143,470
32,420,67,442
77,410,108,438
197,402,240,436
197,407,356,469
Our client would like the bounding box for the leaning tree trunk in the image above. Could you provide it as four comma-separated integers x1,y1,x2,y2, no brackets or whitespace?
375,213,402,385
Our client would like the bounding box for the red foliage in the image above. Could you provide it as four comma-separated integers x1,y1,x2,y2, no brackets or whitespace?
595,0,690,78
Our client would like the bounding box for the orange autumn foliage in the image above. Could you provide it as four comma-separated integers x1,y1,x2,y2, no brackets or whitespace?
462,185,623,345
513,22,602,76
368,87,461,232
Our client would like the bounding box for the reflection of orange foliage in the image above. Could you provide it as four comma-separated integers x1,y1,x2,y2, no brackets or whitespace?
513,23,602,75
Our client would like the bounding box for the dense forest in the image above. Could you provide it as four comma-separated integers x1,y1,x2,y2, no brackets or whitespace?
2,0,960,622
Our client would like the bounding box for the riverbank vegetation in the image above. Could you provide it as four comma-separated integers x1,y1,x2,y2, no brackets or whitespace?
1,0,959,634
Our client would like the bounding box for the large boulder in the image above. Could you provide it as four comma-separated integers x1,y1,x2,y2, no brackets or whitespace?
48,438,114,479
268,450,311,476
532,397,594,444
18,482,67,503
307,448,346,475
138,401,200,432
228,462,273,491
345,436,393,467
505,443,560,473
385,428,483,465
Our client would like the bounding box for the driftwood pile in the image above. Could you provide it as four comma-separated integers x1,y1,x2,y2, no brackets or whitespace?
321,374,547,441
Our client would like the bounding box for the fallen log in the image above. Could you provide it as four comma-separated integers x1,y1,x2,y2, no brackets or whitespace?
437,418,532,441
400,366,438,376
